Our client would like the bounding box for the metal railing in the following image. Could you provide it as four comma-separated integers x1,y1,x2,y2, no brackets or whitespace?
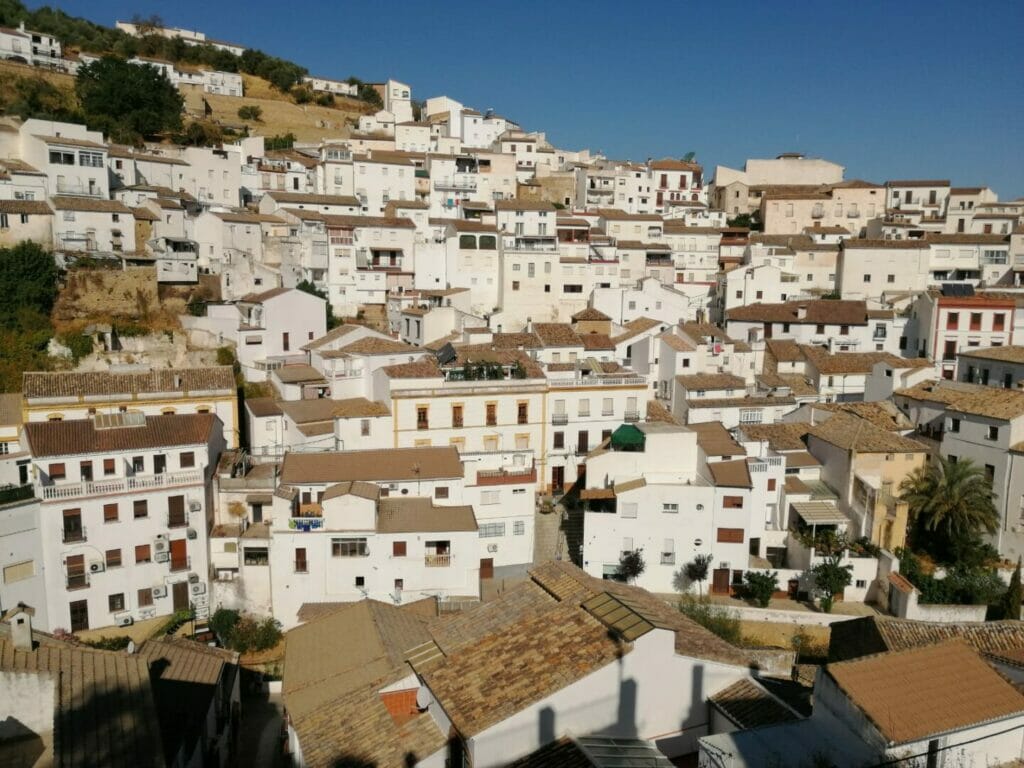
62,526,86,543
66,573,89,590
41,470,203,501
434,179,477,191
551,413,569,425
623,410,640,422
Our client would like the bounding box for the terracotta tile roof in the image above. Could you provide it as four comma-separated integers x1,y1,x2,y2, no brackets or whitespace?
50,196,132,213
532,322,583,347
571,306,611,321
610,317,664,343
245,397,282,418
420,562,751,739
238,286,292,302
494,199,556,212
321,480,380,502
33,133,107,149
263,191,360,207
210,211,284,224
302,323,363,351
283,600,444,767
649,158,702,171
812,401,910,431
688,421,745,457
130,206,160,221
687,395,797,409
646,399,679,425
806,412,928,454
826,641,1024,745
323,213,417,230
381,357,442,378
0,199,52,214
886,179,950,187
594,208,663,222
800,346,907,375
957,345,1024,364
506,737,594,768
709,678,798,729
0,635,165,767
840,238,930,250
274,364,326,385
580,333,614,351
831,616,1024,663
377,497,477,533
334,337,419,355
280,446,463,484
678,322,737,344
24,413,215,458
726,300,868,325
675,373,746,391
659,331,697,352
895,379,1024,420
279,397,389,424
755,373,818,397
437,218,498,233
708,458,752,488
784,475,811,494
926,233,1011,245
739,423,810,451
783,450,820,468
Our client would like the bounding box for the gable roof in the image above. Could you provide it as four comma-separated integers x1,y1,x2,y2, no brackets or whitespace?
895,379,1024,421
726,300,868,326
806,412,927,454
280,446,463,484
23,367,235,399
829,615,1024,663
24,413,215,458
826,641,1024,745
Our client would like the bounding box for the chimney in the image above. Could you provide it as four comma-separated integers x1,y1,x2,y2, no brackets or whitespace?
9,604,34,650
796,305,808,320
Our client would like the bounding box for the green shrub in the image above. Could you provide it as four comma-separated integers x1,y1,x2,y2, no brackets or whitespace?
83,635,132,651
58,332,94,361
742,571,779,608
679,595,741,645
237,104,262,121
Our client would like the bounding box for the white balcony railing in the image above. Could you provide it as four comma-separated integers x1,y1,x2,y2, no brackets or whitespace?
548,376,647,388
41,470,203,501
425,553,451,568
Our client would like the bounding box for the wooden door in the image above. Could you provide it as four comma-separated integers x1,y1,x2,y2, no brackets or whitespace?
712,568,731,595
173,580,190,612
69,599,89,632
170,538,188,572
480,558,494,580
551,466,564,493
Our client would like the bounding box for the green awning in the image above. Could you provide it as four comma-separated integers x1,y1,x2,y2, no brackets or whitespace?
610,424,645,451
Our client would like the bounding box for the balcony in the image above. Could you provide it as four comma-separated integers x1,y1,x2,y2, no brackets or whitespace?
288,517,324,532
0,484,34,506
549,376,646,389
66,573,89,590
424,553,451,568
41,470,203,502
476,465,537,486
434,179,477,192
551,413,569,425
661,553,676,566
62,526,86,544
170,556,191,573
55,179,103,196
623,409,641,423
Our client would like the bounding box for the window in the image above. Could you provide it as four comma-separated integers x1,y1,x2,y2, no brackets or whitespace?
103,503,118,522
138,588,153,607
839,325,849,336
355,576,365,588
180,451,195,469
133,499,148,519
723,496,744,509
863,274,871,283
108,593,125,613
3,561,33,584
435,486,449,499
105,548,121,568
717,527,744,543
620,503,637,519
393,541,407,557
855,579,867,589
479,522,505,537
994,313,1006,332
79,151,103,167
946,312,959,330
987,425,999,441
481,490,500,505
48,462,66,480
332,537,369,557
517,402,528,424
816,324,825,335
135,544,151,564
49,150,74,165
948,418,961,433
512,520,526,536
602,397,613,417
985,464,995,483
103,458,116,476
739,409,762,425
662,503,679,514
168,495,186,527
244,547,269,565
486,403,497,426
553,431,565,449
416,406,429,430
512,280,520,291
970,313,982,331
132,456,145,473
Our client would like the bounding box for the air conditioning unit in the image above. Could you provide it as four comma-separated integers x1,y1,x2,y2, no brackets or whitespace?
88,561,105,574
152,585,168,599
188,500,202,513
116,615,134,627
486,544,498,553
387,483,399,490
186,528,198,540
155,552,170,563
188,572,200,584
190,582,206,596
154,538,169,554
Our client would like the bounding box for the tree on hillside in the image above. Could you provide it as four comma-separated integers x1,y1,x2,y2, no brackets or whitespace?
900,456,999,563
615,549,645,584
0,240,58,328
1002,558,1022,621
130,13,163,36
809,554,853,614
676,553,713,597
75,56,183,144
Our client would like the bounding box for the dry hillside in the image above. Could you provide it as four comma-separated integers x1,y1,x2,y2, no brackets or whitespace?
52,267,183,332
0,59,372,143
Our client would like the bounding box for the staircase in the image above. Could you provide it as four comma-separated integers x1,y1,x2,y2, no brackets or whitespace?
561,505,585,566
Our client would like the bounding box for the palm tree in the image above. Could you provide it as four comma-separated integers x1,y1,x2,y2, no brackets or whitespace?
899,456,999,545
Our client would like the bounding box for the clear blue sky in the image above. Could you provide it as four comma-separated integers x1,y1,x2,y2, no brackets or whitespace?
38,0,1024,198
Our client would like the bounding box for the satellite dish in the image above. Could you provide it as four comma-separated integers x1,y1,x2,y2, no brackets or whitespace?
415,686,433,711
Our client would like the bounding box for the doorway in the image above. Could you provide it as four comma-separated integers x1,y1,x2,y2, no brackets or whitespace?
69,599,89,632
712,568,731,595
480,558,494,579
551,466,564,494
172,580,190,612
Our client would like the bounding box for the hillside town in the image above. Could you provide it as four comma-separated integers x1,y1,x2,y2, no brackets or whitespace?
0,9,1024,768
